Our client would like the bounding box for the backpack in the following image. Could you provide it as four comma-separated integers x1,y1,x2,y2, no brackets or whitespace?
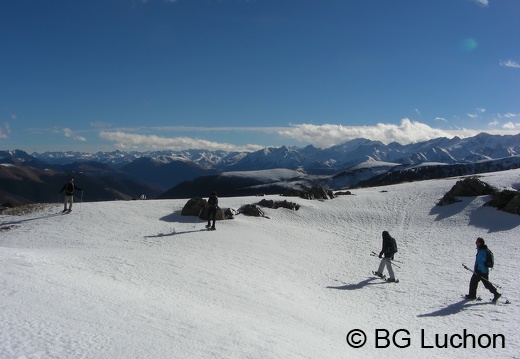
208,195,218,209
484,248,494,268
389,236,398,254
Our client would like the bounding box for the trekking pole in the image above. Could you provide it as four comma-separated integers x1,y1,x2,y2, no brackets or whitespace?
462,264,502,289
193,207,203,228
371,251,403,265
370,252,401,268
80,190,83,212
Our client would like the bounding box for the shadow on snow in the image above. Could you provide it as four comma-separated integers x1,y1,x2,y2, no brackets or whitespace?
417,299,492,317
326,277,386,290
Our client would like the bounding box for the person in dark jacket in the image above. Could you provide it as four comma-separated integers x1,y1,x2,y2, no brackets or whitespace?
465,237,501,301
206,191,219,230
374,231,398,282
59,178,83,213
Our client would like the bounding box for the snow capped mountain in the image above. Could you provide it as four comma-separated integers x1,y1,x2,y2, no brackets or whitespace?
2,132,519,204
28,133,520,174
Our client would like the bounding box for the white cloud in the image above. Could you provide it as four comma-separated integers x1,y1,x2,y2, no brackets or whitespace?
503,113,520,119
434,117,447,122
277,119,461,147
0,122,11,139
490,113,520,128
99,131,262,152
502,122,518,130
466,108,485,119
500,59,520,69
97,119,520,151
472,0,489,7
63,128,87,142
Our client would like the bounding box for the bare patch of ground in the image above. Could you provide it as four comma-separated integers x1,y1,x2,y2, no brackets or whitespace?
0,203,55,216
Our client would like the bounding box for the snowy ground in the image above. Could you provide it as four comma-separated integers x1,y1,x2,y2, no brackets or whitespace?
1,169,520,359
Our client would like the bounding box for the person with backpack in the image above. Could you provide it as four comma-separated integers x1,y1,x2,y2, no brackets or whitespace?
464,237,501,302
59,178,83,213
374,230,398,282
206,191,219,230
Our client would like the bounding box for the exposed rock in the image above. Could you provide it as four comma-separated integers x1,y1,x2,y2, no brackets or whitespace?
224,208,238,219
437,176,520,216
257,199,300,210
335,190,353,196
200,207,225,221
239,204,266,217
450,177,495,197
437,192,462,206
181,197,206,216
0,203,53,215
484,190,520,215
282,184,334,200
502,194,520,215
0,224,19,232
309,184,334,199
437,177,495,206
181,197,225,220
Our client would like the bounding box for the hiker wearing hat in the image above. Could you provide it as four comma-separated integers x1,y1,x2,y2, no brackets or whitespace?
464,237,501,302
59,178,83,213
206,191,219,230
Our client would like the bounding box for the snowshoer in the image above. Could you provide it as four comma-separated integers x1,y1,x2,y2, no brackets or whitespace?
59,178,83,213
206,191,219,230
374,231,398,282
464,237,501,302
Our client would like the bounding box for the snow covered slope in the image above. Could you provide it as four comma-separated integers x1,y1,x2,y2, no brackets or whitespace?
1,169,519,358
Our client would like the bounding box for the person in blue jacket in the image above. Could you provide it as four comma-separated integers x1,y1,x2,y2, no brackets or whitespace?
465,237,501,302
59,178,83,213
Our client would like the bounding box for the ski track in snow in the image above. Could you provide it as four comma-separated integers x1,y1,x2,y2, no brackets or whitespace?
1,170,520,358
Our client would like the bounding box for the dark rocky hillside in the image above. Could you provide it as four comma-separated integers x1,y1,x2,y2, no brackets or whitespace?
120,157,215,190
355,156,520,188
157,174,289,199
0,165,162,207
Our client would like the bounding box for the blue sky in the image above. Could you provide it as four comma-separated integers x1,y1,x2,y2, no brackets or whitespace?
1,0,519,153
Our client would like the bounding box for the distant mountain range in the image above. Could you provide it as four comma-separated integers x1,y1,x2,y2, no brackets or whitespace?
1,132,520,205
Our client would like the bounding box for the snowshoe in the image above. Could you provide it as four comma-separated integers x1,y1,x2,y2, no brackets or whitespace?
372,271,385,278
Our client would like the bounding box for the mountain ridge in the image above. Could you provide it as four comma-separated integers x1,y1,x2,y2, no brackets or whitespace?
2,132,520,204
26,132,520,172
